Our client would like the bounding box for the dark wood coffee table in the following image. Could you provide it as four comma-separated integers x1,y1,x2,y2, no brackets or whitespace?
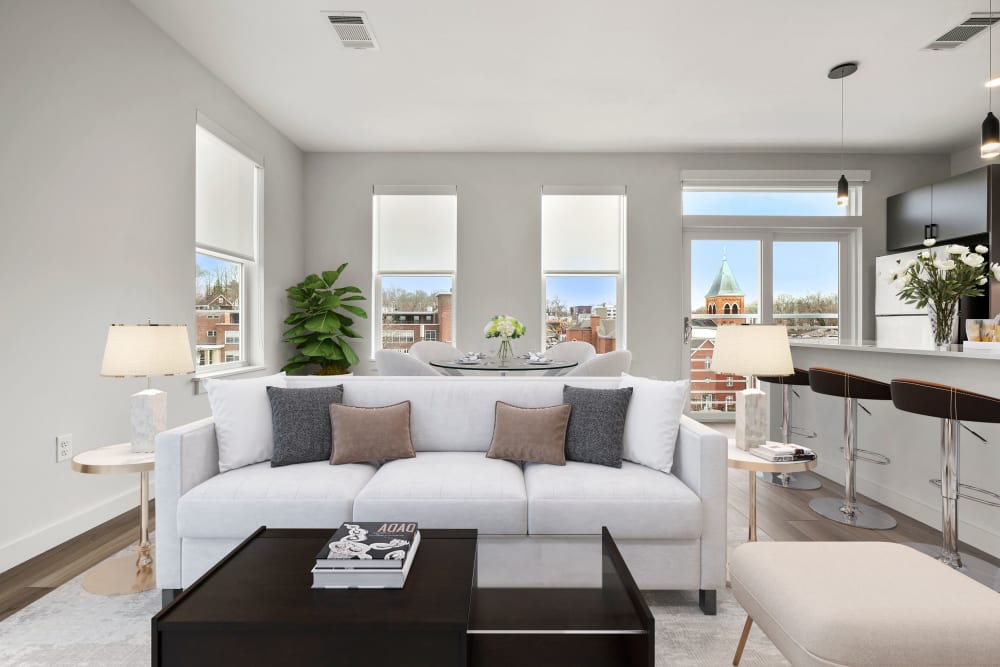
153,527,652,667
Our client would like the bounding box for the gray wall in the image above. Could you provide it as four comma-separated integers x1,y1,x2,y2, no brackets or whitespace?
0,0,304,571
304,152,948,377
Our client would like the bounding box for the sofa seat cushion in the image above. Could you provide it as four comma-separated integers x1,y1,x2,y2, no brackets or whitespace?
178,461,377,539
352,452,527,535
524,461,701,539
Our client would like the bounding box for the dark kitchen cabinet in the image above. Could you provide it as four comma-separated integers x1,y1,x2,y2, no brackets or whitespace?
886,185,931,251
887,167,992,251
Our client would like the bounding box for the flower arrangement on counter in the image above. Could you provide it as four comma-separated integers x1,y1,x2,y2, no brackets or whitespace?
888,239,999,349
483,315,525,362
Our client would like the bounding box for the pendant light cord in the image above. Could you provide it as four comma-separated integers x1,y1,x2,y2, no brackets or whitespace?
841,76,845,172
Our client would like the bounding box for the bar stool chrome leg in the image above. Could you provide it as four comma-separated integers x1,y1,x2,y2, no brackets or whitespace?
907,418,1000,591
757,384,822,491
808,398,897,530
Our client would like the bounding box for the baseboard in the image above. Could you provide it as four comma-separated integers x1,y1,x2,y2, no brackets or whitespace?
0,483,154,573
813,461,1000,558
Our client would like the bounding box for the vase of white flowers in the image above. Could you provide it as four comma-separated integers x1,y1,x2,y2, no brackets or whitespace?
483,315,525,363
889,240,998,351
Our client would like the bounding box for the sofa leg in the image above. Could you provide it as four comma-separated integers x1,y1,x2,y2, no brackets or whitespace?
699,589,717,615
733,616,753,665
161,588,181,607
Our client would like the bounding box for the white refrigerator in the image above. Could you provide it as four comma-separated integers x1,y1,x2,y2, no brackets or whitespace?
875,250,937,349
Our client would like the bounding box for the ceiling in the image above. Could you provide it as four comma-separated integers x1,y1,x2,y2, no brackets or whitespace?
130,0,1000,154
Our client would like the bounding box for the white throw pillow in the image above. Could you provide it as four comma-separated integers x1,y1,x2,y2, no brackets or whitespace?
618,373,689,474
206,372,287,472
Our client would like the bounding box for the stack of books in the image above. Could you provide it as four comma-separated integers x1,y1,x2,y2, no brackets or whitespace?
749,443,816,463
311,521,420,589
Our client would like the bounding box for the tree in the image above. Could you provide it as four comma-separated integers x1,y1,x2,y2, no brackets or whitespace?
546,295,568,318
381,286,437,312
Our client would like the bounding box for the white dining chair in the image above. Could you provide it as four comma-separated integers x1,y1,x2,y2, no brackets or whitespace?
545,341,597,364
374,350,443,376
563,350,632,377
408,341,463,364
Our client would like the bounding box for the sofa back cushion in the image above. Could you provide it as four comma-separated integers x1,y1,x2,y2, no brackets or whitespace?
340,376,620,452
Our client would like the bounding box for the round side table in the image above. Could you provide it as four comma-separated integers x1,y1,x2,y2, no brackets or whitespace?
728,439,818,542
71,443,155,595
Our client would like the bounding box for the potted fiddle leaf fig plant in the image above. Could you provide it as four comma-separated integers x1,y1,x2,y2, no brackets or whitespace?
282,263,368,375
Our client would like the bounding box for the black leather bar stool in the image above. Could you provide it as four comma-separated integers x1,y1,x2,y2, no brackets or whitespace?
755,368,821,490
807,368,897,530
891,379,1000,586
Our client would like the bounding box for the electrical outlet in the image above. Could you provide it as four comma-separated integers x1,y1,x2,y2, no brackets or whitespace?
56,434,72,462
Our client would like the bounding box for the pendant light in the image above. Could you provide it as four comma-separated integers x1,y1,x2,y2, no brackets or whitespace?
983,0,1000,157
829,62,858,207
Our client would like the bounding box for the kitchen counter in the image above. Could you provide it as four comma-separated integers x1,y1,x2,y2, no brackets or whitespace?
790,339,1000,361
781,343,1000,558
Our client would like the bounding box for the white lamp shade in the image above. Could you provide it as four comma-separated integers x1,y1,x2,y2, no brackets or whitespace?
100,324,195,377
710,325,793,377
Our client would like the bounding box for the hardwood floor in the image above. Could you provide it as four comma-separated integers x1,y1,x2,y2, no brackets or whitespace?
0,445,997,622
0,502,154,622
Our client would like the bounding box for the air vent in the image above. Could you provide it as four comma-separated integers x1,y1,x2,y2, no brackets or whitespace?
924,12,1000,51
323,11,379,50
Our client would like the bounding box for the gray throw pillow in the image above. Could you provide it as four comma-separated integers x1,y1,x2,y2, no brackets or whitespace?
563,385,634,468
267,385,344,466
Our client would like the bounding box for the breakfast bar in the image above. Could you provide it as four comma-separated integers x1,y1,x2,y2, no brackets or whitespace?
782,340,1000,557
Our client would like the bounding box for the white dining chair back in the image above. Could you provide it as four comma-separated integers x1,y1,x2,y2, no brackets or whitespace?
408,341,463,364
545,341,597,363
563,350,632,377
374,350,443,376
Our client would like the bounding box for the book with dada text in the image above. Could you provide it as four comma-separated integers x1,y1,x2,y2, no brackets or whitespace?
315,522,418,570
312,532,421,589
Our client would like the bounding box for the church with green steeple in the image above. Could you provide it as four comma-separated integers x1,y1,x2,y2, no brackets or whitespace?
704,253,745,324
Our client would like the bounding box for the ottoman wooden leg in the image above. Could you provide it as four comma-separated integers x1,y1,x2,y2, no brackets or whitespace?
733,616,753,666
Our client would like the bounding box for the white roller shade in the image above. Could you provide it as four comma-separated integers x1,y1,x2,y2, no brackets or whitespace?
196,125,257,261
375,193,457,272
542,194,623,272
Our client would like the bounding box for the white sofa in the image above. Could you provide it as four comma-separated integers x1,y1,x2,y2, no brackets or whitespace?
155,375,727,613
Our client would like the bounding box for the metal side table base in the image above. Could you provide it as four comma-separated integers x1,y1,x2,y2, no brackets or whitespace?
756,471,822,490
906,542,1000,592
808,497,897,530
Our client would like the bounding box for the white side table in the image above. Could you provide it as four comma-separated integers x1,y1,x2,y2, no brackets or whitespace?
727,439,818,542
71,443,155,594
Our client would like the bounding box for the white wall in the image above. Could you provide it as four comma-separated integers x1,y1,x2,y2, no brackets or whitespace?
951,142,999,176
304,152,948,378
0,0,304,572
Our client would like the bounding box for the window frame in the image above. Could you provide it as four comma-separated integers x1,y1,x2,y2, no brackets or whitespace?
540,187,627,352
194,115,263,377
371,186,458,357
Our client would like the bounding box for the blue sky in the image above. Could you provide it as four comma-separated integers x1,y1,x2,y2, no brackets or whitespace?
682,191,847,217
546,276,616,308
691,240,838,306
382,276,453,294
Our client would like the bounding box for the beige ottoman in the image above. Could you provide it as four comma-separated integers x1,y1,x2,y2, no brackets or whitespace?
730,542,1000,666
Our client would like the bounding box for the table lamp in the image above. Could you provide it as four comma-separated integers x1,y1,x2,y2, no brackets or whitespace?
100,323,195,453
711,325,793,450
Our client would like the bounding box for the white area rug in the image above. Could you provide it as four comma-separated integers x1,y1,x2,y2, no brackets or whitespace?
0,508,786,666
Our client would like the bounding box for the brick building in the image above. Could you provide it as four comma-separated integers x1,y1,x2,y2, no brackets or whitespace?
704,255,745,325
564,306,617,353
195,294,240,366
382,291,453,352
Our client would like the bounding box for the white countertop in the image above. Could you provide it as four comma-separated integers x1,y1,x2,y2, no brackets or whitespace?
790,339,1000,360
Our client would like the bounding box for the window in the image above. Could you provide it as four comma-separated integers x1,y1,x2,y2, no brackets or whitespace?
726,376,734,388
373,186,457,355
423,330,437,341
541,187,626,351
683,188,856,216
195,118,261,372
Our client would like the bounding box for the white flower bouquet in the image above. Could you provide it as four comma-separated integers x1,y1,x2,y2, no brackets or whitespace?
483,315,525,361
888,240,998,348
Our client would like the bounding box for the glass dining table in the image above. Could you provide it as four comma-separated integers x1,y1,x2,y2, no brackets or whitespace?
429,357,578,376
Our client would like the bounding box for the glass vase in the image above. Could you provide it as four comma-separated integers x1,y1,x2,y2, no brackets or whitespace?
928,300,958,352
496,336,514,363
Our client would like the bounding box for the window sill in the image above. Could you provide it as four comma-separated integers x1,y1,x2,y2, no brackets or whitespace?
193,364,268,393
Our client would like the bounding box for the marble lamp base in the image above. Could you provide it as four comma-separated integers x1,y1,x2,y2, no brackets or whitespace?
735,388,768,451
131,388,166,453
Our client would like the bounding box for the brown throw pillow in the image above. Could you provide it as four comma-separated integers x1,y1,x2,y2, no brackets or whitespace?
329,401,416,465
486,401,571,466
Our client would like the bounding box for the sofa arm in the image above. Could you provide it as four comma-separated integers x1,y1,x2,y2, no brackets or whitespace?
673,415,728,591
155,417,219,590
